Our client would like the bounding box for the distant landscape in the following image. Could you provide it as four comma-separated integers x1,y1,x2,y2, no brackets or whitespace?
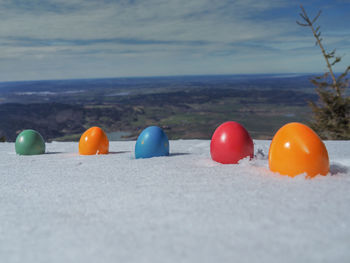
0,74,318,142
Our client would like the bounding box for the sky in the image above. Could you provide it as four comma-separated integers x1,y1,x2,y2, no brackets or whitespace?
0,0,349,81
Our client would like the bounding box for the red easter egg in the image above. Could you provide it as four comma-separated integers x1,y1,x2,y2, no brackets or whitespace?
210,121,254,164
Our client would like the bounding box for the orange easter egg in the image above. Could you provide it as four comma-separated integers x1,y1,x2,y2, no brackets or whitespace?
269,122,329,178
79,127,109,155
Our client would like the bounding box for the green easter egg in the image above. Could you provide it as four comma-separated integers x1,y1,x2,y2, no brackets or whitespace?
15,130,45,155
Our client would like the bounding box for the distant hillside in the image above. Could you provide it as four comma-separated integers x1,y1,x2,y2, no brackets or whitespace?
0,75,317,141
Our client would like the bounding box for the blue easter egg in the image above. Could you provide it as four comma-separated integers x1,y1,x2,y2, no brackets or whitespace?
135,126,169,159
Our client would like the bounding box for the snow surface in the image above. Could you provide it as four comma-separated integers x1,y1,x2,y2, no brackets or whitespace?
0,140,349,263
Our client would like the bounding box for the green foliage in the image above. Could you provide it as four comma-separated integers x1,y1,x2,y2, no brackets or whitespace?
0,136,5,142
297,5,350,139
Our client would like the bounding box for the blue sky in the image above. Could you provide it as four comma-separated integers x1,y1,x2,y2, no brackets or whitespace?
0,0,349,81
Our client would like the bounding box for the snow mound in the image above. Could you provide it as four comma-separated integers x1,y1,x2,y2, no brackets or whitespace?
0,140,349,263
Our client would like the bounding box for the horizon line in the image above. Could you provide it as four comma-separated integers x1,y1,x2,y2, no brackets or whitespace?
0,72,333,84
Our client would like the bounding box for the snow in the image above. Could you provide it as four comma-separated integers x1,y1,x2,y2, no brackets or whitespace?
0,140,349,263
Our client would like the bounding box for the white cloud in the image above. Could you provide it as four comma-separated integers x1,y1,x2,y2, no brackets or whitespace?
0,0,291,41
0,0,348,81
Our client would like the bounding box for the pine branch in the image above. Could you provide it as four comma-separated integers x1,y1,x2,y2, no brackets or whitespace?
297,5,337,89
337,66,350,82
297,6,350,139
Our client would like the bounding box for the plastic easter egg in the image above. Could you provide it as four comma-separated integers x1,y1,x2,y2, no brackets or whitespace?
269,122,329,178
79,127,109,155
15,129,45,155
210,121,254,164
135,126,169,159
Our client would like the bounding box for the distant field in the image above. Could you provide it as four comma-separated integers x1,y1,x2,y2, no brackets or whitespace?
0,74,317,141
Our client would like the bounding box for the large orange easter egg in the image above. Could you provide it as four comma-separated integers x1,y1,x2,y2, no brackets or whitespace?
79,127,109,155
269,122,329,178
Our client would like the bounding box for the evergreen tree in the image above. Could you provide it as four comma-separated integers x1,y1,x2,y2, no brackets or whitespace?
297,5,350,139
